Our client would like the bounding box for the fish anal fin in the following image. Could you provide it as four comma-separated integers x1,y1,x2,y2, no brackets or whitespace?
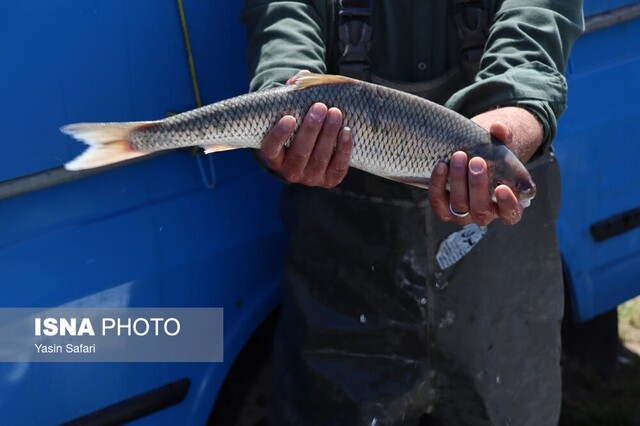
202,144,240,155
294,73,359,90
389,176,431,190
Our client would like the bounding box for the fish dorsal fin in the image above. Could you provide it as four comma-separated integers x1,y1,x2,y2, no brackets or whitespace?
293,73,358,90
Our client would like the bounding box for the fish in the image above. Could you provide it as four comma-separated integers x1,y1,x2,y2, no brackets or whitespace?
61,73,536,205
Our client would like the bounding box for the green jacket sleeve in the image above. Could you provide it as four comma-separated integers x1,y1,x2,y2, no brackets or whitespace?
445,0,585,145
240,0,330,92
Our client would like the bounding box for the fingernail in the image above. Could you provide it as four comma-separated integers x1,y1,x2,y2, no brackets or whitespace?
435,162,447,175
469,158,484,174
452,153,466,168
327,109,341,124
281,116,296,131
496,189,510,201
340,126,352,141
310,104,326,122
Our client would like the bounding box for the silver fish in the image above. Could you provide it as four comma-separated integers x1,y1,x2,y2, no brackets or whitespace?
62,73,535,204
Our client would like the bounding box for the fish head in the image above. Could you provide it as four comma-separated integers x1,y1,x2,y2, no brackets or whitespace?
466,141,536,208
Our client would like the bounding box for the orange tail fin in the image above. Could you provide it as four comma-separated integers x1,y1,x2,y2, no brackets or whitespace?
61,121,155,171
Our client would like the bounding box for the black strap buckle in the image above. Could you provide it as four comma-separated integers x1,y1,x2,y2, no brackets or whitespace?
337,0,372,79
338,7,370,19
453,0,490,63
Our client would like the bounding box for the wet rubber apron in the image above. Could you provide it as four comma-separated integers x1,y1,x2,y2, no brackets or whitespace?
271,1,564,425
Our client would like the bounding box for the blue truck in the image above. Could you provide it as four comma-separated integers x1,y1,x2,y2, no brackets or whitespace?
0,0,638,424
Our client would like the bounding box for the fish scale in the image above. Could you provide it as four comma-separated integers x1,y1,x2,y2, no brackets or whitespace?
131,81,474,181
61,73,536,205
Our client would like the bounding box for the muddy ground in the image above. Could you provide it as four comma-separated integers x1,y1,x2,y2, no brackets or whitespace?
560,297,640,426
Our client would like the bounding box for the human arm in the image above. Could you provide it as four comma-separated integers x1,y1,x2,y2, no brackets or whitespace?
241,1,352,187
430,0,584,225
429,106,543,226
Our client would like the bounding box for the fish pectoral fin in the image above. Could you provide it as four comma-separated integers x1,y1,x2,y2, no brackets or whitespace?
201,144,240,155
388,176,431,190
293,73,359,90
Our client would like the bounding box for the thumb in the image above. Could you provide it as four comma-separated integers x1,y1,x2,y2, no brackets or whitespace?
488,121,514,146
286,69,312,85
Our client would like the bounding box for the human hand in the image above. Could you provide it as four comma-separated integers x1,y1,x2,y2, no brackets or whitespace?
428,107,543,226
259,71,353,188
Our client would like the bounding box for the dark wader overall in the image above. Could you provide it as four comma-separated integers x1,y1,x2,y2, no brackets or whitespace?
271,1,564,424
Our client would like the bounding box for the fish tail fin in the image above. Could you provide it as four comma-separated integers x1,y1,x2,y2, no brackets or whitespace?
61,121,154,171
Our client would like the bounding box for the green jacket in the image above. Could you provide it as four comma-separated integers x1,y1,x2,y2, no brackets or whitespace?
241,0,584,145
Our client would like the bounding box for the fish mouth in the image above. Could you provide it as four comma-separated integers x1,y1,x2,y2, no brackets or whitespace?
491,177,536,207
519,198,532,208
514,178,536,207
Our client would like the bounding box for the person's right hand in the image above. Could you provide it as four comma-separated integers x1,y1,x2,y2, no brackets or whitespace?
259,73,353,189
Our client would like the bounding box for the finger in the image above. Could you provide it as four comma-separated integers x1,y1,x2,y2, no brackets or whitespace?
495,185,523,225
323,126,353,188
304,108,342,185
448,152,470,217
280,103,327,183
286,69,311,85
428,161,452,221
260,115,296,171
468,157,497,226
488,121,513,145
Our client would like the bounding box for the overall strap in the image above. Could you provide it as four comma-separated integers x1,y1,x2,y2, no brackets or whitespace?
453,0,492,79
336,0,372,80
336,0,492,84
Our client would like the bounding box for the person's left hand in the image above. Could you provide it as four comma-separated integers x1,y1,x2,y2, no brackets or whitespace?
428,106,543,226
